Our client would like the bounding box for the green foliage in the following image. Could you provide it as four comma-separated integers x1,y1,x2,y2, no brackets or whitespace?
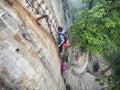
71,0,120,90
101,57,120,90
71,0,120,56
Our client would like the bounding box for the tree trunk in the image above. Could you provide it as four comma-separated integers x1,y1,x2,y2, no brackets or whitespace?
100,65,112,75
88,0,94,10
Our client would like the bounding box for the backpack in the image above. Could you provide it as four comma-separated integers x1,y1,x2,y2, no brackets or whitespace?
58,33,67,43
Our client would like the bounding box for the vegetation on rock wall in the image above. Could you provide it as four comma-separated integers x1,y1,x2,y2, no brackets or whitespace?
70,0,120,89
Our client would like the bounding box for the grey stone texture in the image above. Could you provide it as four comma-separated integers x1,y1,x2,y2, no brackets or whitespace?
0,0,73,89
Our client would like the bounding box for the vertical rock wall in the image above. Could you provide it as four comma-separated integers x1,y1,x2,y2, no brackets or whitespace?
0,0,73,89
46,0,73,31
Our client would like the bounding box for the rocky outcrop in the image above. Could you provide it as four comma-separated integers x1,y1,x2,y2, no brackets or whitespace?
64,72,100,90
63,51,100,90
63,48,112,90
0,0,73,89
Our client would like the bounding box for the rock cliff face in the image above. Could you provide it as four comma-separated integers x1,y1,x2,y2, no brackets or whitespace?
63,50,101,90
0,0,73,90
45,0,73,31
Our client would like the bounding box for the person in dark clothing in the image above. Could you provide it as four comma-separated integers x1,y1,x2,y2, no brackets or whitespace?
58,26,65,54
93,62,100,72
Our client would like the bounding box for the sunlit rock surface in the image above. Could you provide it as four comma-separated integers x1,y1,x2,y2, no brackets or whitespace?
0,0,104,90
64,50,101,90
0,0,73,89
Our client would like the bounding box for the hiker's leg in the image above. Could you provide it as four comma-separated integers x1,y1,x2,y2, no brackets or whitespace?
59,45,62,54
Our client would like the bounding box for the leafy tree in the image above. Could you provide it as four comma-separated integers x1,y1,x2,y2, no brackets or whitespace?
71,0,120,56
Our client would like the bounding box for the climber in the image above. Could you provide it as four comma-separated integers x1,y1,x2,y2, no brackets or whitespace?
58,26,66,54
60,60,67,75
93,61,100,72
